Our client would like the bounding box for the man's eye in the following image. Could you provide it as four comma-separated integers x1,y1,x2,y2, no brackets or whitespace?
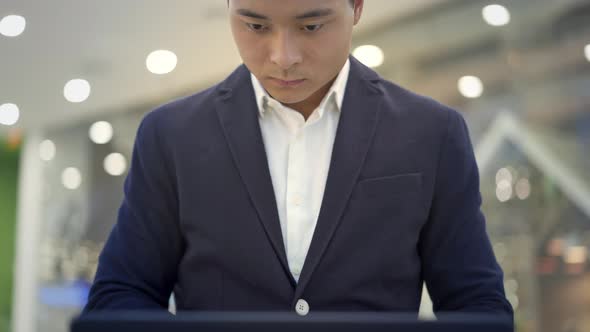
246,23,267,32
302,24,323,32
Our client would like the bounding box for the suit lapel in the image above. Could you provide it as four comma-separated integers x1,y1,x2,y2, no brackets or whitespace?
293,57,384,302
214,65,295,287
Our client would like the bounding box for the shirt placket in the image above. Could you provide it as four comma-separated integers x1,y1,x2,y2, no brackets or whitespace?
285,117,307,281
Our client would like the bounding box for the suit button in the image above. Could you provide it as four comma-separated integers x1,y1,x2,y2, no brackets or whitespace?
295,299,309,316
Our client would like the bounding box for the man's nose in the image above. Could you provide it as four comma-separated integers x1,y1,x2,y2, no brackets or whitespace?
269,30,302,71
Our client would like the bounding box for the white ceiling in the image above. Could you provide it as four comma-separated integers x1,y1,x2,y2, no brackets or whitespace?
0,0,446,135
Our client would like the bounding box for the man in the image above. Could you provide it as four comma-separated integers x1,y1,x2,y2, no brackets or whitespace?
84,0,513,317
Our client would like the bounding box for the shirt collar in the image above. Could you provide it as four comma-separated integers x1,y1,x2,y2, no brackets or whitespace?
251,59,351,118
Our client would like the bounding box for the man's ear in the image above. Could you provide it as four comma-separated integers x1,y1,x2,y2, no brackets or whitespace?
353,0,364,25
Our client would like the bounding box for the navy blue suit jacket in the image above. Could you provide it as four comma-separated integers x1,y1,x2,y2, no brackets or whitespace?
84,57,512,316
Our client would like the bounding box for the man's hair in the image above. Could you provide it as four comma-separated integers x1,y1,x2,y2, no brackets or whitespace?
227,0,356,8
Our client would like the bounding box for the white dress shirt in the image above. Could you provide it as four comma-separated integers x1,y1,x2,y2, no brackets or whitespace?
251,59,350,282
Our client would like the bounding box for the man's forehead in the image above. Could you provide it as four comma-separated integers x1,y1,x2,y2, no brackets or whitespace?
229,0,345,18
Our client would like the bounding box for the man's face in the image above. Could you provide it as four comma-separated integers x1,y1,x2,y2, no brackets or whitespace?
229,0,363,107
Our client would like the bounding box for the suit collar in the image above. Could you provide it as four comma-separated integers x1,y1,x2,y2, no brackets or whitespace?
292,56,384,301
215,63,295,287
215,56,384,295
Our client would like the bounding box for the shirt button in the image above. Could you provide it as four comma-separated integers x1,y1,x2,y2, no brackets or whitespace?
295,299,309,316
292,194,302,206
292,267,301,276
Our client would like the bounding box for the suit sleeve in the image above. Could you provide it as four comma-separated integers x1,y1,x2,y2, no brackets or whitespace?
83,112,183,312
419,108,513,317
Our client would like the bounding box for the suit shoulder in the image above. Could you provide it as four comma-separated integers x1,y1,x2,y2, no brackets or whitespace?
137,83,223,140
381,79,459,118
376,78,465,132
144,84,219,125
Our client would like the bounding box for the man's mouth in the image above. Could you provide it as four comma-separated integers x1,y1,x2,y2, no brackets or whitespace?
269,78,306,87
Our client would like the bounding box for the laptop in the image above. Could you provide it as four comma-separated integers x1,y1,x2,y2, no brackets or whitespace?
71,311,513,332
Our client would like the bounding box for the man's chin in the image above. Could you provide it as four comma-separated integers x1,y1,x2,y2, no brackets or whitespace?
266,91,309,106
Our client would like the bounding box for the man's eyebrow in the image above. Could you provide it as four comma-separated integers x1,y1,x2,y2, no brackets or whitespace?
295,8,334,20
236,9,269,20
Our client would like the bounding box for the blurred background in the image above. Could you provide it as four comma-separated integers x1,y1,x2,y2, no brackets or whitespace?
1,0,590,331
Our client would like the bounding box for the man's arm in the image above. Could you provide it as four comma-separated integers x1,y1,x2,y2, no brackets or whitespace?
84,112,183,312
419,108,513,317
